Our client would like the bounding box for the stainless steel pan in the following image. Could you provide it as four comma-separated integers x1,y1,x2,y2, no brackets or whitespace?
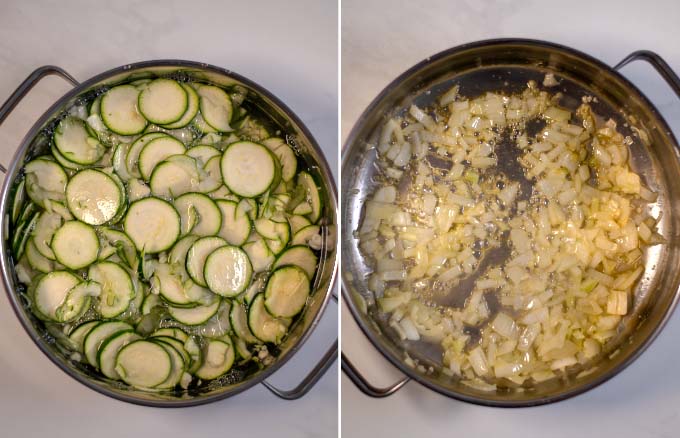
342,39,680,406
0,60,338,407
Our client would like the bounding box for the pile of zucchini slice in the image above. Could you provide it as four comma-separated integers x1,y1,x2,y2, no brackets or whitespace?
10,77,325,390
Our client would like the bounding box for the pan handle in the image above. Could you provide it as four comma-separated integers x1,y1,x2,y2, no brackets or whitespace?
614,50,680,99
0,65,79,174
342,353,410,398
261,293,338,400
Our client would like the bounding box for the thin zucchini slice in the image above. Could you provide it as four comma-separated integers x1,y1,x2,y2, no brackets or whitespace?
288,215,312,234
237,198,258,221
240,275,265,305
112,142,131,181
126,132,167,178
141,293,161,315
174,193,222,237
204,245,252,297
66,169,122,225
153,263,192,306
242,236,275,273
292,201,313,215
248,294,289,344
54,116,105,165
169,235,200,269
115,340,172,388
196,85,233,132
168,298,220,325
254,218,290,245
99,228,138,270
199,155,222,193
184,337,202,374
138,79,188,125
185,236,227,286
151,336,190,367
101,85,147,135
162,83,199,129
186,145,221,164
263,138,297,182
127,178,151,202
216,200,251,246
24,158,68,207
52,221,99,270
151,339,185,389
193,112,218,134
272,245,318,280
10,179,26,225
83,321,133,367
195,337,235,380
54,280,100,322
88,261,135,318
13,211,39,260
292,224,321,246
229,300,258,343
138,135,186,181
265,266,310,318
298,171,322,223
32,211,62,260
149,159,198,198
150,327,189,343
124,197,180,253
26,238,54,273
68,320,99,354
98,330,141,379
33,271,81,321
51,144,85,170
221,141,277,198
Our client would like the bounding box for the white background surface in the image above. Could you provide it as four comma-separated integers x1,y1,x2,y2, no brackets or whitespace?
0,1,338,437
342,0,680,437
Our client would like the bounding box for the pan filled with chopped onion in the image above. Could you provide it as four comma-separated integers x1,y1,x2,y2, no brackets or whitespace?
342,39,680,406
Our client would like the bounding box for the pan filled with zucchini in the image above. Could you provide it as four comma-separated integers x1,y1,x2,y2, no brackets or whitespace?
0,61,337,406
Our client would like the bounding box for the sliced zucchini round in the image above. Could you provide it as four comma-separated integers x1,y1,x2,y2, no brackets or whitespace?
298,171,322,223
168,298,220,325
124,197,180,253
185,236,227,286
196,85,233,132
174,193,221,237
288,215,312,235
149,159,197,198
52,221,99,270
99,228,138,270
204,245,252,297
138,79,188,125
229,300,258,344
26,238,54,273
88,261,135,318
195,337,235,380
291,224,321,246
138,136,186,181
83,320,133,367
24,158,68,207
221,141,277,198
216,200,251,246
126,132,167,178
151,339,185,389
186,145,221,164
151,336,190,367
101,85,147,135
264,266,310,318
33,271,81,321
68,320,99,354
115,340,172,388
199,155,223,193
32,211,62,260
153,263,192,306
150,327,189,343
98,330,141,379
248,294,289,344
162,83,199,129
169,235,200,267
242,237,275,273
54,116,105,165
66,169,122,225
273,245,318,280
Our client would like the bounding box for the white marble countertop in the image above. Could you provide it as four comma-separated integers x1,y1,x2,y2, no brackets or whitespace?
0,1,337,437
342,0,680,436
